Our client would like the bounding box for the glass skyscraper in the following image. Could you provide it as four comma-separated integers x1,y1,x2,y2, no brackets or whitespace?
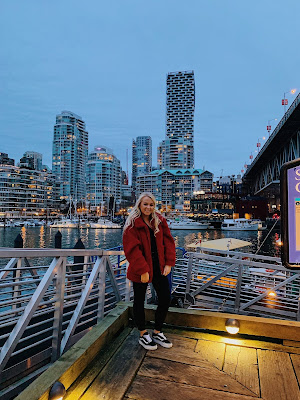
86,146,121,211
158,71,195,169
52,111,88,202
132,136,152,190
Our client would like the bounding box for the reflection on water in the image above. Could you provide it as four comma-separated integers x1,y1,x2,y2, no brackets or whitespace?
0,226,279,255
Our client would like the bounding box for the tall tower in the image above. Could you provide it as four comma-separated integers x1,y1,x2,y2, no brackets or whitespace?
86,146,121,210
161,70,195,169
132,136,152,190
52,111,88,201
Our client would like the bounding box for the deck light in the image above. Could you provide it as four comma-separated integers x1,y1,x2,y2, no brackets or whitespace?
225,318,240,334
268,290,277,297
49,382,66,400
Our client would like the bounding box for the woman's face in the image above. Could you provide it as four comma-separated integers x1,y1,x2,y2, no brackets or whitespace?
139,196,155,218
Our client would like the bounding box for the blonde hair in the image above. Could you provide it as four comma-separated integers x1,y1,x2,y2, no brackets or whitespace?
123,192,161,235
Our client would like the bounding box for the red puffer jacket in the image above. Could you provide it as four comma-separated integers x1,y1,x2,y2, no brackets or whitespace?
122,213,176,283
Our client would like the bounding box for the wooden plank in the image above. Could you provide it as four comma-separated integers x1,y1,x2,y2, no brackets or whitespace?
223,345,260,397
15,304,129,400
283,339,300,348
147,333,213,368
138,357,258,397
258,349,300,400
80,330,146,400
164,327,300,354
195,339,225,369
291,354,300,384
64,327,132,400
130,303,300,341
126,375,260,400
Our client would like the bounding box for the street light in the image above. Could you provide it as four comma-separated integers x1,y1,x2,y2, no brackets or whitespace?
282,89,297,113
257,137,266,152
266,118,277,136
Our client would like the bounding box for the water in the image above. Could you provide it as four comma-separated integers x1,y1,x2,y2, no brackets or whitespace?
0,226,281,257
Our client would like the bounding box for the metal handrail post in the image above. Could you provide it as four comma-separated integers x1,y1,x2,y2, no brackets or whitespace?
106,257,122,303
97,256,107,322
184,254,194,305
234,264,243,312
51,257,66,362
125,262,131,302
12,258,22,311
117,246,121,276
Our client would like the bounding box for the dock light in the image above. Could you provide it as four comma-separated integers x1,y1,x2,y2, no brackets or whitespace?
225,319,240,335
49,382,66,400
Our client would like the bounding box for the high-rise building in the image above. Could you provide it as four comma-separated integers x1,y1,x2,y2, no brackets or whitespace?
159,71,195,169
86,146,121,212
132,136,152,190
52,111,88,202
19,151,43,170
0,152,14,166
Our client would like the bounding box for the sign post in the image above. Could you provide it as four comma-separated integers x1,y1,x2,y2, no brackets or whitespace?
281,158,300,269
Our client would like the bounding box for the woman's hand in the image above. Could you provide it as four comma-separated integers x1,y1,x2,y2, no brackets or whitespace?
163,265,172,276
141,272,149,283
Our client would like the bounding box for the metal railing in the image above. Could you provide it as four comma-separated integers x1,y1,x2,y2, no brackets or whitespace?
2,245,299,398
173,249,300,320
0,248,133,398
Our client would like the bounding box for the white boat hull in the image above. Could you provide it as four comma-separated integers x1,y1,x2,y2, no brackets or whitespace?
221,225,258,231
170,223,209,230
89,224,121,229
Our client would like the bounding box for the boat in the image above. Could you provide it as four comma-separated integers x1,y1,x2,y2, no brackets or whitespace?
50,218,79,228
89,218,122,229
187,237,252,251
252,219,267,231
221,218,259,231
169,218,209,230
0,220,14,227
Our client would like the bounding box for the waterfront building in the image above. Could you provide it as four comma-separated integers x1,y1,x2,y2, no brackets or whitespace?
236,196,269,220
0,152,14,166
132,136,152,190
86,146,121,212
158,71,195,169
190,192,237,215
0,164,57,215
136,168,213,211
214,175,243,194
52,111,88,202
19,151,43,171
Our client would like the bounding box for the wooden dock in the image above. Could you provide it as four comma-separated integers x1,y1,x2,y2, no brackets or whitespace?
16,303,300,400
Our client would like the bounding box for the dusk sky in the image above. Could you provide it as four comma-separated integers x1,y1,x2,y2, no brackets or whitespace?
1,1,300,179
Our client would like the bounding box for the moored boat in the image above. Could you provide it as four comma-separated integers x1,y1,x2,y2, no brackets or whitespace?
89,218,122,229
221,218,259,231
169,218,209,230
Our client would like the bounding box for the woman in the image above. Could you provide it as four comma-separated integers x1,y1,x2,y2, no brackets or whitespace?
123,192,176,350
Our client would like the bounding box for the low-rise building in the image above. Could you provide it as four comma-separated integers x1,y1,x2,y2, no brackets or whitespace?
136,168,213,211
0,164,57,215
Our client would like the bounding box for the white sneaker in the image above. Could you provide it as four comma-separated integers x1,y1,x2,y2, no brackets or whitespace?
152,332,173,348
139,332,158,350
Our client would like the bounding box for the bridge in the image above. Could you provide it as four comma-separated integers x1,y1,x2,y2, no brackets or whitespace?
243,93,300,202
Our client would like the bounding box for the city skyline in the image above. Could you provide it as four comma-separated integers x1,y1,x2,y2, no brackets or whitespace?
1,1,300,177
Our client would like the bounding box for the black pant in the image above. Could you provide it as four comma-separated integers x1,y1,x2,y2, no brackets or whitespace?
133,264,171,332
